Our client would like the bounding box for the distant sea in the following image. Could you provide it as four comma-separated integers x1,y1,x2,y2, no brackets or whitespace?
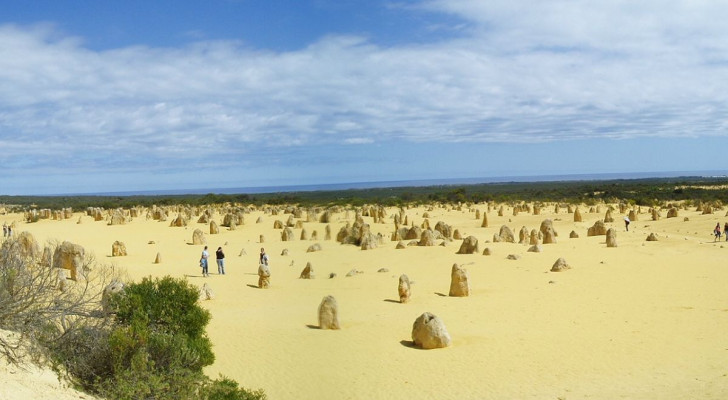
79,170,728,197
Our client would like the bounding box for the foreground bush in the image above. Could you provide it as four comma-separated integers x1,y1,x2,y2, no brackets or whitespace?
52,275,264,399
0,237,117,363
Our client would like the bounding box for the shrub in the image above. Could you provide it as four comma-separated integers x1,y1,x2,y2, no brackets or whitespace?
0,238,117,363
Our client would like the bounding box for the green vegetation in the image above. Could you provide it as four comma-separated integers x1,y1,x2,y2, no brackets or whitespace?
0,239,264,399
3,176,728,210
56,276,266,400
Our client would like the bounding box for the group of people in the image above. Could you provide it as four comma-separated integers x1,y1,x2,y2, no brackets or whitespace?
199,246,226,277
714,223,728,241
198,246,269,277
2,222,11,238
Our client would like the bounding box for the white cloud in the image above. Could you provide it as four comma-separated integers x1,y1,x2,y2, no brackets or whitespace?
0,2,726,184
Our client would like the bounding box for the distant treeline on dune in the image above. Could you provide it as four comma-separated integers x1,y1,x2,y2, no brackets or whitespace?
3,176,728,210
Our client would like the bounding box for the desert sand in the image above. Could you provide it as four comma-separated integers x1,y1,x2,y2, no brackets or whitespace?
3,202,728,399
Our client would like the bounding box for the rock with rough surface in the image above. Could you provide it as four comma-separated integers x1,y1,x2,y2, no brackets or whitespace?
411,312,451,349
456,236,479,254
398,274,411,303
606,228,618,247
258,263,271,288
318,295,340,329
550,257,571,272
448,263,470,297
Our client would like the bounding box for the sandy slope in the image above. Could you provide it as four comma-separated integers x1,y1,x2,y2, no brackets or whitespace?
4,203,728,400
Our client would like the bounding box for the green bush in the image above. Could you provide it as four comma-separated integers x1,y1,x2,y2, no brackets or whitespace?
201,376,267,400
48,275,263,399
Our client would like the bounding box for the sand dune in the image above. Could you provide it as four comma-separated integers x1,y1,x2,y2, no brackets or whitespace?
4,203,727,399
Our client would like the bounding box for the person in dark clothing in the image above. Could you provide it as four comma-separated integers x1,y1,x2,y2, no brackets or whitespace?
216,247,225,275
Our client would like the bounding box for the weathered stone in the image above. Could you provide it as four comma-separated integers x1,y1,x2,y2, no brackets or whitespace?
539,219,557,244
318,295,340,329
281,227,295,241
258,263,271,288
456,236,479,254
496,225,515,243
101,280,124,313
418,230,437,246
606,228,618,247
192,229,206,245
307,243,322,253
646,233,658,241
111,241,127,257
411,312,451,349
587,220,607,236
199,283,214,300
449,263,470,297
550,257,571,272
52,241,85,280
604,209,614,223
398,274,411,303
300,262,314,279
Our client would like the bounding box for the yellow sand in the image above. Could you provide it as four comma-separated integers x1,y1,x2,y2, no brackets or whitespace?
4,204,728,400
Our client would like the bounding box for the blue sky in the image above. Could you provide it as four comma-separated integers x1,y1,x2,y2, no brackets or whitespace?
1,1,727,195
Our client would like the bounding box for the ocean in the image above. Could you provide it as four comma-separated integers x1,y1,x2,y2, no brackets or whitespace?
79,170,728,197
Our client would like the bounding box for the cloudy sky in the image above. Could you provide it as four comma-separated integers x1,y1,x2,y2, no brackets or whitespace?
1,0,726,195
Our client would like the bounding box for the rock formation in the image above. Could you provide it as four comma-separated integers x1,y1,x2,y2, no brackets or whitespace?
300,262,314,279
281,227,295,241
606,228,618,247
169,214,187,227
604,209,614,223
411,312,451,349
111,241,127,257
398,274,411,303
199,283,214,301
449,263,470,297
101,280,125,313
318,295,340,330
418,230,437,246
306,243,322,253
494,225,515,243
539,219,557,244
258,263,271,288
587,220,607,236
456,236,479,254
192,229,206,245
551,257,570,272
52,241,85,280
574,208,582,222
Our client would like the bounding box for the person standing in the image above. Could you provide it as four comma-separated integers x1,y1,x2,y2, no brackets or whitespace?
216,246,225,275
724,222,728,242
259,247,269,266
714,223,722,242
624,216,630,231
200,246,209,277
